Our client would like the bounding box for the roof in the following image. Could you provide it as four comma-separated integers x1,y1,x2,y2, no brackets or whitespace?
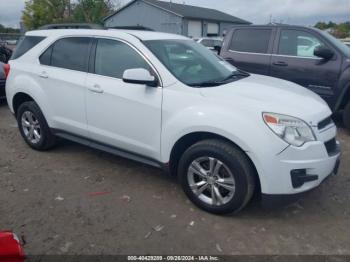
26,29,188,41
104,0,251,24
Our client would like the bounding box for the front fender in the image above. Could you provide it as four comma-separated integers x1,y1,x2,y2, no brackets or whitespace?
335,66,350,111
160,103,288,191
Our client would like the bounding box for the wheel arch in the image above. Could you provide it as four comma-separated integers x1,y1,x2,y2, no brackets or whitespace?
168,131,261,194
336,82,350,111
12,92,35,116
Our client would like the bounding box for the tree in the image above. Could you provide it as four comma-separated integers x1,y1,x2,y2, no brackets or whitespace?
333,23,350,39
22,0,71,30
72,0,113,24
314,21,350,39
315,22,328,30
22,0,116,29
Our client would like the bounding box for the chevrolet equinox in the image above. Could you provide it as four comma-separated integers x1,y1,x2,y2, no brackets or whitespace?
6,29,341,214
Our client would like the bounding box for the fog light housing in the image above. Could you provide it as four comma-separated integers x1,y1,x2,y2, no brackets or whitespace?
291,169,318,188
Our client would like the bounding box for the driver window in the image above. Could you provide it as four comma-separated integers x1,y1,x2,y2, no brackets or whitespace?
278,30,324,58
95,39,151,79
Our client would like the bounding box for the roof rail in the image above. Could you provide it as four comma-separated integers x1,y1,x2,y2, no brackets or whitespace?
38,23,105,30
107,26,154,31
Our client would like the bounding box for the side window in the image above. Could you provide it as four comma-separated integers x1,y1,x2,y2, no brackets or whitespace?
229,29,271,54
278,30,324,57
94,39,150,79
51,37,91,72
11,36,45,60
39,46,53,65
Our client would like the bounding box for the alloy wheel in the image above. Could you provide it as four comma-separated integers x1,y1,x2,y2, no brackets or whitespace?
187,156,236,206
21,111,41,144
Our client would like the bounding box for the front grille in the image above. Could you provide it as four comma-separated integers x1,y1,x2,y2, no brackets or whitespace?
324,138,337,156
318,116,333,130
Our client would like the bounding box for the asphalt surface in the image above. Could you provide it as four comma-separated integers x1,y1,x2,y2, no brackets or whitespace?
0,101,349,255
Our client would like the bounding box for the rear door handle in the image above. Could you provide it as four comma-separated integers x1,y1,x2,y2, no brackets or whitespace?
38,71,48,78
273,61,288,67
88,84,104,94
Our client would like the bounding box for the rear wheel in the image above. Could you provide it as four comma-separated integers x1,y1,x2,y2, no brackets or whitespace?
178,139,256,214
17,101,56,150
344,102,350,131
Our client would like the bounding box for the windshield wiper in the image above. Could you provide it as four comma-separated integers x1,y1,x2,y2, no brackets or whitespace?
220,70,250,82
188,70,250,87
188,80,223,87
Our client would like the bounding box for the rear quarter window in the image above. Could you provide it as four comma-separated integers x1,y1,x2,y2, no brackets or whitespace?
50,37,91,72
39,37,92,72
11,36,45,60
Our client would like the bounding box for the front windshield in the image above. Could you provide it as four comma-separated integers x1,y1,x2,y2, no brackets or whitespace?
319,30,350,58
144,39,238,86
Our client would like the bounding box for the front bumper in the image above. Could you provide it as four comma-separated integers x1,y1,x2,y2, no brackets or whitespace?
260,139,341,195
254,112,341,199
261,155,340,208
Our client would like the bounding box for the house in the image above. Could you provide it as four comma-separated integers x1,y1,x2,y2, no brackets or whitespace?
104,0,251,38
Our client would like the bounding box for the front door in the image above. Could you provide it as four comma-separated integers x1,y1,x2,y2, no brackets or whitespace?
270,29,341,106
85,38,162,160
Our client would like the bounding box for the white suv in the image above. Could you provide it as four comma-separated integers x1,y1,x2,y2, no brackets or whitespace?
6,29,341,214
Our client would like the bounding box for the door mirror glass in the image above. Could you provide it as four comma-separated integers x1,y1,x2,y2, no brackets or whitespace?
314,46,334,60
123,68,158,87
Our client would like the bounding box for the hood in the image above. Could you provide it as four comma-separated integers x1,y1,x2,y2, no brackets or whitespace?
199,74,331,126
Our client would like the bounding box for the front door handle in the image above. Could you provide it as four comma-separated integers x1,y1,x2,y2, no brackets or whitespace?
38,71,48,78
273,61,288,67
88,84,104,94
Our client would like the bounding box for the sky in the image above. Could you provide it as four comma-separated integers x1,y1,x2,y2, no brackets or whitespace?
0,0,349,28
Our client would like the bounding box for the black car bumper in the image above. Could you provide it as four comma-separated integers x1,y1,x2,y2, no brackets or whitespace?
0,79,6,98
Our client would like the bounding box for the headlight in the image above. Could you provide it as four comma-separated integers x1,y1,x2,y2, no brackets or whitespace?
263,113,316,147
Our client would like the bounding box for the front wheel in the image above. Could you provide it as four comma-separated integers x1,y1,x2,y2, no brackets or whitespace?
178,139,256,214
343,102,350,131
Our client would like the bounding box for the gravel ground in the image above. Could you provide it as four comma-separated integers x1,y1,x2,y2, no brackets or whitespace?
0,101,349,255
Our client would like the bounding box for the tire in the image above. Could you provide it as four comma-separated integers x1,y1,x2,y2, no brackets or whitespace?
17,101,56,150
343,102,350,131
178,139,256,215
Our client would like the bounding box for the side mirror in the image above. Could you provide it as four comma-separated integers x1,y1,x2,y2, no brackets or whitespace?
123,68,158,87
214,45,222,54
314,46,334,60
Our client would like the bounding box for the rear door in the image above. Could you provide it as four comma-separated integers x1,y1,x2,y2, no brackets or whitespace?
221,27,275,75
270,28,341,105
38,37,92,136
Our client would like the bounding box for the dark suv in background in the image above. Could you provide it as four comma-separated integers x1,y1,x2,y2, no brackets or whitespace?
220,24,350,131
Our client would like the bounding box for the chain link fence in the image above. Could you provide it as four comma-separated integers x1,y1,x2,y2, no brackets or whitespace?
0,33,22,50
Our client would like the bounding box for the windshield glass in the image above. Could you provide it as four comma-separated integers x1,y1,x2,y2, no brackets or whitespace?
144,39,238,86
319,30,350,57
